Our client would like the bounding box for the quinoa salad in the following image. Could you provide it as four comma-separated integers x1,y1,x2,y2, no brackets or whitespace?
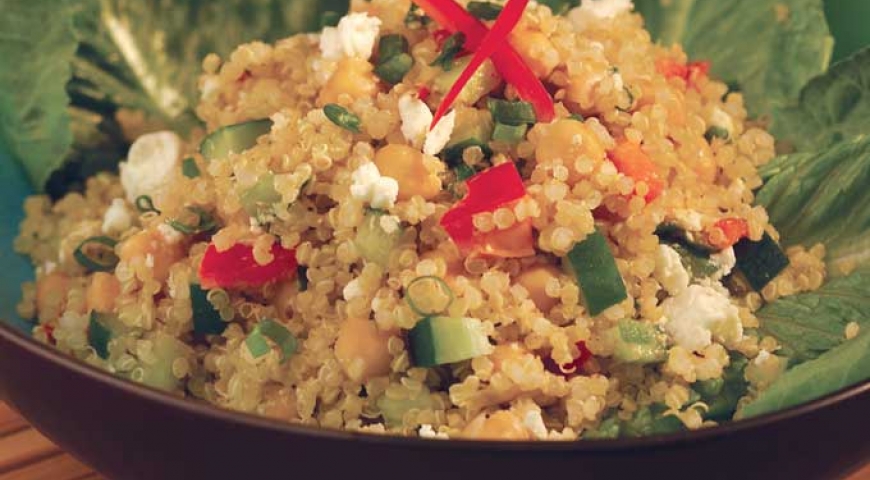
13,0,838,441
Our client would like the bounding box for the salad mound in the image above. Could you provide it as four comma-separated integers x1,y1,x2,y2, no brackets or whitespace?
7,0,870,440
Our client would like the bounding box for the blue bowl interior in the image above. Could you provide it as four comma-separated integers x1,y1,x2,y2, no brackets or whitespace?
0,145,36,334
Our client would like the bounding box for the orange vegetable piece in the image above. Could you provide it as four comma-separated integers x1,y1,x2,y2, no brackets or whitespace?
608,140,664,203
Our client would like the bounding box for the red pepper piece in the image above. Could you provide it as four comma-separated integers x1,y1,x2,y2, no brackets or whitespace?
440,162,527,250
708,218,749,250
413,0,555,123
656,58,710,90
417,86,432,101
431,0,530,127
199,242,298,290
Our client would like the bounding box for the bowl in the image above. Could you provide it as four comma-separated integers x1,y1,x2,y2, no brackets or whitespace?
1,150,869,480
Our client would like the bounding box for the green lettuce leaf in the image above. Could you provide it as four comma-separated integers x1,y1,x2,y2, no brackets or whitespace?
739,331,870,419
1,0,349,192
771,48,870,152
757,135,870,275
0,2,78,189
824,0,870,62
757,270,870,363
635,0,833,119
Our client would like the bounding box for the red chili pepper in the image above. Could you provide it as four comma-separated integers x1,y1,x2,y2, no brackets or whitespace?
413,0,555,123
708,218,749,250
544,341,593,376
431,0,530,127
440,162,527,251
199,242,298,290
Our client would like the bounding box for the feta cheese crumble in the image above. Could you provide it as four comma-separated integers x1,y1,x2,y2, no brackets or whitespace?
710,247,737,280
419,424,450,439
423,110,456,156
655,244,690,295
102,199,133,235
120,131,182,206
569,0,633,30
662,284,743,352
350,163,400,210
319,13,382,61
398,94,433,145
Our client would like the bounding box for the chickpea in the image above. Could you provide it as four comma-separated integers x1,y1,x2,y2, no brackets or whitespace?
334,317,393,382
516,265,561,313
87,272,121,314
36,272,73,322
535,119,607,182
510,27,560,79
318,57,379,106
374,144,442,201
462,411,531,440
118,229,186,283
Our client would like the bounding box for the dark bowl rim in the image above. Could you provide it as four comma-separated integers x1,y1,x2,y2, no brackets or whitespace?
2,320,869,452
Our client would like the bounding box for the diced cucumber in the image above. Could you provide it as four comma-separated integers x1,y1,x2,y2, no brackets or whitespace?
491,122,528,143
409,316,493,367
88,311,114,359
432,57,501,106
355,211,403,267
240,173,282,220
487,99,536,126
446,107,494,149
139,333,193,392
606,319,666,364
190,284,227,336
565,230,628,316
377,389,435,428
200,119,273,161
732,233,790,291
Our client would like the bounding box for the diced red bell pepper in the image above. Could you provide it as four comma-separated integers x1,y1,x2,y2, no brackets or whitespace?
413,0,555,124
199,242,297,290
440,162,529,254
707,218,749,250
609,140,664,203
544,341,593,376
656,58,710,90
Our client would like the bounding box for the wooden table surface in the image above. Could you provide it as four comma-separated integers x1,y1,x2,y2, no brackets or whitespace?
0,402,867,480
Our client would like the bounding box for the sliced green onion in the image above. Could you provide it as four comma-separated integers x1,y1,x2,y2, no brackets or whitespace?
167,207,217,235
467,1,504,20
191,284,226,336
536,0,580,15
430,32,466,71
74,236,119,273
297,266,309,292
246,319,298,362
324,104,362,133
375,53,414,85
405,276,455,317
569,113,586,122
492,122,528,143
378,34,409,60
320,10,342,28
455,163,477,182
441,138,492,168
487,98,537,126
182,157,201,179
135,195,160,215
704,126,731,142
88,311,113,359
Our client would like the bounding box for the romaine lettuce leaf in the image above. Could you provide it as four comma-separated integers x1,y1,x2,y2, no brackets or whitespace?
771,48,870,152
635,0,833,119
757,135,870,276
739,331,870,419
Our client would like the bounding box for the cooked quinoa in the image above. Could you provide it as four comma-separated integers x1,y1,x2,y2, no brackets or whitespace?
14,0,828,440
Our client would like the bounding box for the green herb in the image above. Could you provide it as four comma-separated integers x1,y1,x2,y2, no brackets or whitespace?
467,1,503,20
487,98,537,126
88,311,113,359
741,331,870,419
704,126,731,142
167,206,217,235
297,265,309,291
181,157,201,178
135,195,161,215
491,122,528,143
430,32,466,71
323,104,362,133
74,236,119,273
320,10,343,28
405,276,455,317
375,35,414,85
535,0,579,15
190,284,226,336
569,113,585,122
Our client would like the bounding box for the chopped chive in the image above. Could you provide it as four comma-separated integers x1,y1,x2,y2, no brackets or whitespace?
487,98,537,126
704,126,731,142
88,311,113,359
467,1,504,20
297,265,309,291
375,53,414,85
167,206,217,235
320,10,342,28
405,276,455,317
182,157,201,179
323,104,362,133
430,32,466,71
135,195,160,215
569,113,586,122
492,122,528,143
74,236,119,273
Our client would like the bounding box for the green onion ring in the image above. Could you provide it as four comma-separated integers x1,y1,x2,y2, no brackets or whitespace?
74,236,120,273
135,195,161,215
405,275,455,317
167,206,217,235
